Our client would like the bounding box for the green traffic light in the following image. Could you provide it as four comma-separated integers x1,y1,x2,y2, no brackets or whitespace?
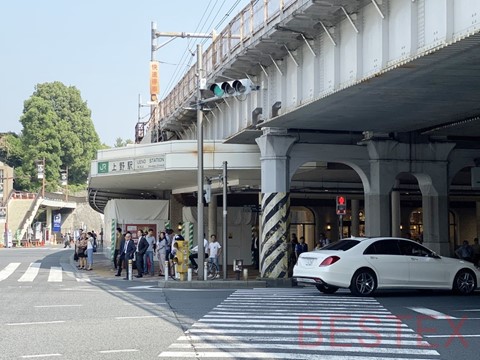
211,84,224,97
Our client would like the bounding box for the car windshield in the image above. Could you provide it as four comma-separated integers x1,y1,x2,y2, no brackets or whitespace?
320,239,360,251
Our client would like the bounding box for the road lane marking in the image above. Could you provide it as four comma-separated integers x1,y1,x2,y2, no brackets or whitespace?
21,354,62,358
408,307,457,319
18,263,41,282
48,267,63,282
192,323,409,331
159,352,436,359
0,262,21,281
208,312,397,318
167,342,438,355
426,334,480,338
7,321,65,326
99,349,139,354
34,304,82,308
123,302,166,305
115,315,160,320
177,335,430,346
185,328,420,338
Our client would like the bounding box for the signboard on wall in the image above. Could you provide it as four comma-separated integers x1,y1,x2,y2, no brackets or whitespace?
0,207,6,223
53,213,61,232
97,155,165,175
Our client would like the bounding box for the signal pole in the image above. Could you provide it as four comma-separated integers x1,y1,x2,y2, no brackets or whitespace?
196,43,205,280
150,26,212,280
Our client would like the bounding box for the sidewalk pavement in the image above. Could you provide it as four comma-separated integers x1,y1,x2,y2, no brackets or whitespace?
74,249,294,289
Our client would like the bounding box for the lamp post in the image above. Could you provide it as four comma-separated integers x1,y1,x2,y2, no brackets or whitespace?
0,168,14,246
36,158,46,197
60,167,68,201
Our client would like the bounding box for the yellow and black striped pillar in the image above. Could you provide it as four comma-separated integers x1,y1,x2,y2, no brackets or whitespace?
260,192,290,278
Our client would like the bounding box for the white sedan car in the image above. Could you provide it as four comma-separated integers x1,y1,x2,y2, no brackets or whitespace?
293,237,480,296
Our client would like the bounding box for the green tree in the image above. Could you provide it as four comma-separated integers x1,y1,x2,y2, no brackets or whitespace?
16,81,100,192
0,133,23,168
114,137,133,148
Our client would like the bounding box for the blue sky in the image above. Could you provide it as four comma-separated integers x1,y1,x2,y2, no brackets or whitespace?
0,0,249,146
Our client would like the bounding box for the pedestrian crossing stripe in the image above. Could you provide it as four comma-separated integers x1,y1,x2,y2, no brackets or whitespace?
0,262,89,283
0,262,20,281
158,288,441,359
18,262,41,282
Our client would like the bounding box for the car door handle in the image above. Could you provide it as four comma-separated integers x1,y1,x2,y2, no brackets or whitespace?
369,256,378,260
410,257,419,261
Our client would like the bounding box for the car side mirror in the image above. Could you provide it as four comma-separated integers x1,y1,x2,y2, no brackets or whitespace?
430,252,441,259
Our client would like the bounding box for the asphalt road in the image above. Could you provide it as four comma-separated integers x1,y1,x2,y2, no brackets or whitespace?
0,247,479,359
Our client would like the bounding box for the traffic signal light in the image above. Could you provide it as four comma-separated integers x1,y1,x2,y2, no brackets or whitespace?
173,239,189,274
209,78,257,98
336,196,347,215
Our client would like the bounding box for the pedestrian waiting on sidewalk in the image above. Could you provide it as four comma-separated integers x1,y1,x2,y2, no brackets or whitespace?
156,231,167,276
189,234,209,273
135,230,148,278
144,228,156,276
86,232,95,271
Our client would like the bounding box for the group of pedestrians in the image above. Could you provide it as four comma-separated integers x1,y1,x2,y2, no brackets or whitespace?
74,230,97,271
113,227,223,279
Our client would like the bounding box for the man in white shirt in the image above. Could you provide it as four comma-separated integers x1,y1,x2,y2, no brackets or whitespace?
208,234,222,270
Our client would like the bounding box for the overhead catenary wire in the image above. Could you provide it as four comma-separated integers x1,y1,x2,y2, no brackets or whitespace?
162,0,220,97
161,1,247,98
161,0,216,98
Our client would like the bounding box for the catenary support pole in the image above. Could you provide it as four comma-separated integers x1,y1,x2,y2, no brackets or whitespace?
222,161,227,280
196,44,205,281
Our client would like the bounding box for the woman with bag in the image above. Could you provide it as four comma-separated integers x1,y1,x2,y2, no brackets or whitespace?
76,233,88,270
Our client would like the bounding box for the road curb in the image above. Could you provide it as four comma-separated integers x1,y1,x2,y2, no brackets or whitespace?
158,279,267,289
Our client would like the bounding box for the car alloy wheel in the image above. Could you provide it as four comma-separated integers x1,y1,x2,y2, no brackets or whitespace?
315,284,339,294
350,269,376,296
453,270,476,295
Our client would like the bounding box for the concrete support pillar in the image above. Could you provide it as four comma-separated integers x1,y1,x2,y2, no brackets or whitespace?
391,179,401,237
364,161,396,237
417,169,450,256
351,199,360,237
208,195,217,238
364,141,401,237
256,128,296,279
46,207,52,242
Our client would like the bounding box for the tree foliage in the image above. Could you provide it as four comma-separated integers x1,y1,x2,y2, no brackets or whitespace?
0,133,23,168
114,137,133,148
8,82,101,192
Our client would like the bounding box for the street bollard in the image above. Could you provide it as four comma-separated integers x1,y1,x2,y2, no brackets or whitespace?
165,261,169,281
174,264,179,279
243,268,249,281
128,259,133,281
203,261,208,281
187,268,192,282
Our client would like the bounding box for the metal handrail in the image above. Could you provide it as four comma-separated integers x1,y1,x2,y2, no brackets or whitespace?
15,191,42,241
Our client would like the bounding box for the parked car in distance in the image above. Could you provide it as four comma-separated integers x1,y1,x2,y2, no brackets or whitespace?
293,237,480,296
